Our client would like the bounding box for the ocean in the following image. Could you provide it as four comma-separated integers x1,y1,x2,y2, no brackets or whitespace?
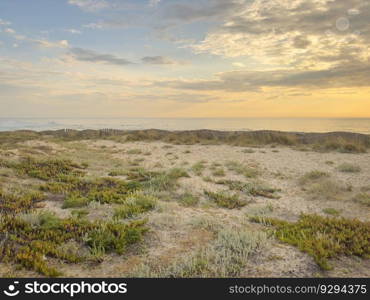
0,118,369,134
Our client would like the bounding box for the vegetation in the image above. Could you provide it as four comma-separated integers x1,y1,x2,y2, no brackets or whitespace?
191,161,206,176
212,168,226,177
126,149,142,155
114,191,157,219
337,163,361,173
216,180,280,199
299,171,329,185
1,129,369,151
204,190,247,209
251,214,370,270
0,190,45,214
298,171,345,200
132,227,267,277
353,193,370,207
177,192,199,207
0,213,148,276
322,208,341,216
225,161,260,178
3,157,86,180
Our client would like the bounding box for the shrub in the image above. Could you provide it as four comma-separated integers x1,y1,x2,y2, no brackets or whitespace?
216,180,280,199
204,190,247,209
126,149,142,155
191,161,206,176
322,208,341,216
9,157,85,180
0,214,148,276
337,163,361,173
62,193,89,208
0,190,45,214
225,161,259,178
178,193,199,207
306,180,343,201
251,214,370,270
353,193,370,207
299,171,329,185
132,227,267,277
114,192,157,219
212,168,225,177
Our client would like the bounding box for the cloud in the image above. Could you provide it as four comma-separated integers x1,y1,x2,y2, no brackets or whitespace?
34,39,69,48
149,0,161,7
68,0,110,12
154,61,370,92
162,0,245,23
66,28,82,34
4,28,16,34
68,47,134,65
192,0,370,70
0,18,11,26
142,56,177,65
83,18,136,30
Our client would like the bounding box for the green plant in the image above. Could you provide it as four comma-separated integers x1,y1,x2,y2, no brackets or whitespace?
126,149,142,155
8,157,85,180
216,180,280,199
62,193,89,208
131,227,267,277
191,161,206,176
337,163,361,173
225,161,259,178
251,214,370,270
212,168,225,177
299,171,329,185
204,190,247,209
352,193,370,207
0,213,148,276
178,193,199,207
0,190,45,214
322,208,340,216
114,192,157,219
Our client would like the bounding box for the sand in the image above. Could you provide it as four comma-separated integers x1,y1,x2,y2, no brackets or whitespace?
0,137,369,277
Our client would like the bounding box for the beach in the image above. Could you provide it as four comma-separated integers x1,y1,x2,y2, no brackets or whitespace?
0,129,369,277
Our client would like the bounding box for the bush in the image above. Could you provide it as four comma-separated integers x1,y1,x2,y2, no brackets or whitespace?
178,193,199,207
204,190,247,209
337,163,361,173
0,214,148,276
299,171,329,185
0,190,45,214
132,227,267,277
10,157,85,180
216,180,280,199
251,214,370,270
353,193,370,207
114,192,157,219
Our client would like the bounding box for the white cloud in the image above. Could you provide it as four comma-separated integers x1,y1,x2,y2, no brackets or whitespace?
34,39,69,49
0,18,11,26
4,28,16,34
68,0,110,12
192,0,370,70
232,62,246,68
149,0,161,7
66,28,82,34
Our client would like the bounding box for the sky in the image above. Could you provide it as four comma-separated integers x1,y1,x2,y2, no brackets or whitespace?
0,0,370,118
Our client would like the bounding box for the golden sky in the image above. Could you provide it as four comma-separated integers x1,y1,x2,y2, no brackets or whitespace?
1,0,370,118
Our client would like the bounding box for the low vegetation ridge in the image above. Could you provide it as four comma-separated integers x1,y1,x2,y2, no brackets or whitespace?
1,129,369,153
